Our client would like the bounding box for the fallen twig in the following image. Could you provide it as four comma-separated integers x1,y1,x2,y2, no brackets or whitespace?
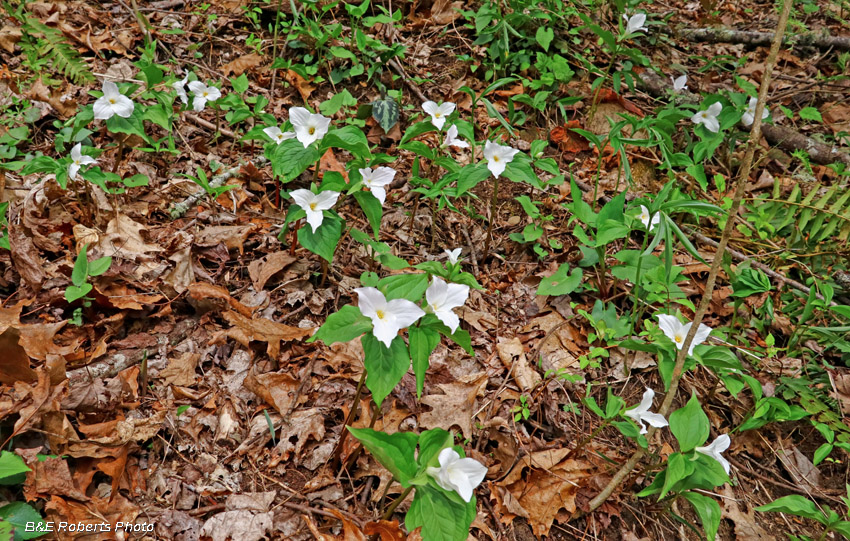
388,58,428,104
169,156,269,218
184,113,237,139
676,27,850,52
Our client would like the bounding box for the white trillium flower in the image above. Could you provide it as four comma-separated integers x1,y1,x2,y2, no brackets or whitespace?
692,102,723,133
173,73,190,104
187,81,221,112
426,277,469,334
741,97,769,127
263,126,296,145
695,434,731,475
671,74,688,93
445,248,462,265
638,205,660,231
426,448,487,503
68,143,96,180
354,287,425,348
625,387,669,435
422,101,456,131
623,13,647,34
657,314,712,356
289,106,331,148
483,140,520,178
360,166,396,206
93,80,134,120
289,189,340,233
442,124,469,149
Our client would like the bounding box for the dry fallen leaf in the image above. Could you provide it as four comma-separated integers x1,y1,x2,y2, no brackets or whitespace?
419,376,487,441
221,310,312,359
159,352,200,386
496,336,541,391
247,251,296,291
221,53,263,77
200,510,274,541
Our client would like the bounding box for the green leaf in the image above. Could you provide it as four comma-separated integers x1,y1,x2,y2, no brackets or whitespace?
456,163,492,196
71,244,89,287
0,501,47,540
321,125,371,158
697,346,743,372
535,26,554,51
87,256,112,277
353,191,383,239
417,429,454,473
297,213,343,263
400,121,436,144
406,485,477,541
409,325,441,398
756,495,826,523
372,95,399,132
348,427,418,485
659,453,691,501
682,491,722,541
537,264,582,296
668,392,710,452
271,138,320,182
309,305,372,345
106,108,147,140
799,107,822,123
362,333,411,407
813,443,833,466
377,273,429,302
64,283,92,303
0,451,31,484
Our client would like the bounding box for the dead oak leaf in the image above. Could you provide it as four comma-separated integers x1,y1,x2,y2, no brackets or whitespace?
419,375,487,441
200,510,274,541
159,352,200,386
244,371,300,415
275,408,326,465
247,251,296,291
100,214,162,260
221,310,312,359
221,53,263,77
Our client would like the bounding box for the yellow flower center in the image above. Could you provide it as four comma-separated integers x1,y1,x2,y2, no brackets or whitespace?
203,92,209,97
109,99,116,104
431,303,439,311
309,202,317,211
376,310,386,320
309,126,316,135
675,335,683,343
701,113,708,119
493,156,500,162
435,113,442,118
74,160,80,165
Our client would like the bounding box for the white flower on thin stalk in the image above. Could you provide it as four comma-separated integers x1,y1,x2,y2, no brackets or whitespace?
444,248,462,265
422,101,456,131
625,387,669,435
426,448,487,503
93,80,134,120
695,434,731,475
656,314,712,356
638,205,660,231
483,140,519,178
442,124,469,149
692,102,723,133
187,81,221,112
289,189,340,233
263,126,296,145
671,74,688,93
623,13,647,35
354,287,425,348
173,73,190,105
741,97,769,127
289,106,331,148
359,166,396,206
426,277,469,334
68,143,96,180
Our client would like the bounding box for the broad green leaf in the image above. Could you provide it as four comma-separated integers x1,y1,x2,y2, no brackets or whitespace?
409,325,440,398
406,485,477,541
417,428,453,471
537,264,582,296
659,453,690,501
535,26,554,51
813,443,833,466
372,95,399,132
0,501,46,540
400,121,436,144
456,163,491,196
297,213,343,263
271,138,319,182
682,491,722,541
321,125,371,158
348,427,418,485
756,494,826,523
0,452,30,484
799,107,822,122
669,392,710,452
377,273,429,302
88,256,112,277
353,191,383,239
64,283,92,303
362,333,411,407
71,244,89,287
309,305,372,345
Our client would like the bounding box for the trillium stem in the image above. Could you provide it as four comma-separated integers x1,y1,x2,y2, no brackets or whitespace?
381,485,414,520
483,174,499,260
582,0,793,516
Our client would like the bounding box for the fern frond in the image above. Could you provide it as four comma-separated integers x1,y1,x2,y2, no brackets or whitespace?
23,17,94,85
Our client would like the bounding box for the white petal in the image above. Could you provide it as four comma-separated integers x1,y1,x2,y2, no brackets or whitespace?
369,167,396,187
68,162,80,180
289,107,312,129
639,205,650,228
497,146,520,164
431,115,446,131
637,387,655,413
386,298,425,328
688,323,713,355
312,190,340,211
487,157,507,178
442,283,470,310
691,111,707,126
264,126,283,141
438,447,459,468
712,434,731,453
93,97,114,120
449,137,469,149
112,95,134,118
71,143,83,161
294,125,318,147
370,186,387,206
304,208,324,233
435,309,460,334
206,87,222,101
454,457,487,488
187,81,206,93
707,102,723,116
426,277,448,306
445,248,462,264
313,115,331,139
438,102,456,117
451,472,474,502
483,140,498,160
372,318,400,348
354,287,386,320
704,116,720,133
422,101,439,116
641,412,669,428
289,188,315,210
80,155,96,166
673,75,687,91
192,96,207,112
102,80,120,98
656,314,682,343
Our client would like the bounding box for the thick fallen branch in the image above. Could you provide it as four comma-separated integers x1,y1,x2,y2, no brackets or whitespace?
637,71,850,168
169,156,269,218
677,27,850,52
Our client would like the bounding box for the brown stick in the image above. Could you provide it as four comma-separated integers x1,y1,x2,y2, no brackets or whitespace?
584,0,795,514
676,27,850,52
